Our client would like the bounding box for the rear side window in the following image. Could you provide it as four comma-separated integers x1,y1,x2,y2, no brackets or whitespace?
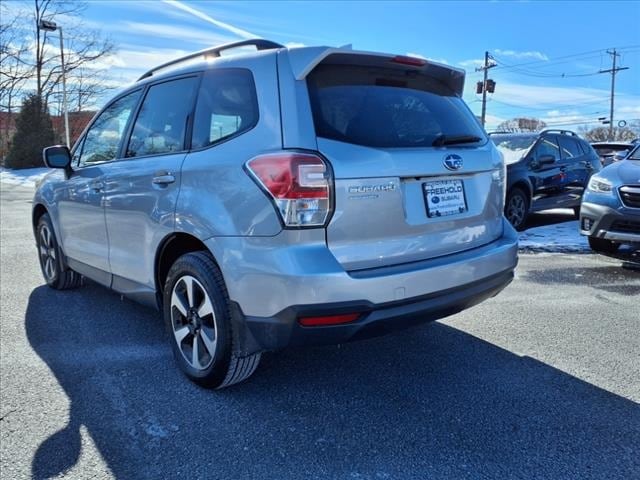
307,64,485,148
191,69,258,149
126,76,199,158
558,136,582,159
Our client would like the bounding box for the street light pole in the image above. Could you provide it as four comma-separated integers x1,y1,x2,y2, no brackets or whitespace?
57,27,70,148
39,20,70,147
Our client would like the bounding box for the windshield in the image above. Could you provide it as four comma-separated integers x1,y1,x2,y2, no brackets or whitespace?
307,64,486,148
628,145,640,160
490,134,537,165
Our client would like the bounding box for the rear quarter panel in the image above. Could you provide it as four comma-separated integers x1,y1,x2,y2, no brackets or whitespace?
175,53,283,239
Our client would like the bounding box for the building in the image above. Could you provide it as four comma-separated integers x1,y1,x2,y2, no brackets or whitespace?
0,110,95,162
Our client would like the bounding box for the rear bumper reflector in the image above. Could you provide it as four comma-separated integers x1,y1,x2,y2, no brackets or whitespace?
298,313,361,327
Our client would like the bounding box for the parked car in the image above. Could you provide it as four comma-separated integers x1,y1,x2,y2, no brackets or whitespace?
490,130,601,230
580,144,640,253
33,40,518,388
591,142,635,167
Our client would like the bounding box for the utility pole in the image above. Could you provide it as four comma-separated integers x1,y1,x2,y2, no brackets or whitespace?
599,49,629,141
476,51,496,128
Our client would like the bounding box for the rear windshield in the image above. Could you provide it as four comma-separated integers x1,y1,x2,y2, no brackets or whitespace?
592,145,631,156
307,64,486,148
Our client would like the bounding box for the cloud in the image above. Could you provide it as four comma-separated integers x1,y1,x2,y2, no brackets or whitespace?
459,59,484,68
162,0,256,39
492,82,610,106
494,49,548,61
464,80,640,130
115,48,192,71
118,21,232,47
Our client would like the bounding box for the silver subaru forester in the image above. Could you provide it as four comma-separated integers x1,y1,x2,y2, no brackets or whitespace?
34,40,518,388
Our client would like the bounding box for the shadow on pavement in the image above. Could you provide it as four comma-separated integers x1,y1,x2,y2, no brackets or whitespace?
523,264,640,296
26,283,640,479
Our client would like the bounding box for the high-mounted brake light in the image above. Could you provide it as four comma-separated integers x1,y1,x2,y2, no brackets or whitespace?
246,152,332,227
391,55,427,67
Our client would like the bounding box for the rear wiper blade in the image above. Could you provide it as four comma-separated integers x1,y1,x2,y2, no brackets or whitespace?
432,134,482,147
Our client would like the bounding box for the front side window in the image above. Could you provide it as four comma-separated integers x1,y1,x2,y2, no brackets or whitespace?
126,76,199,158
558,136,581,159
78,90,141,166
307,63,485,148
191,69,258,149
533,137,561,161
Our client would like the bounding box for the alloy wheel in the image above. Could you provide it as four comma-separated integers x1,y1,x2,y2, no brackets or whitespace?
507,194,526,227
170,275,218,371
38,224,57,282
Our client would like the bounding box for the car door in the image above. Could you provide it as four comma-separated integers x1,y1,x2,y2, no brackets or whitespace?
103,75,200,296
527,135,563,211
56,90,142,285
558,135,590,206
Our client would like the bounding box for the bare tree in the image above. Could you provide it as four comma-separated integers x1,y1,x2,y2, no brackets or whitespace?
2,0,116,109
496,117,548,132
579,126,638,142
0,5,34,157
49,67,115,114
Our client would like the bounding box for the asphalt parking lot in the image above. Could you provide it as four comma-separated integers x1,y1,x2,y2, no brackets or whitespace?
1,183,639,480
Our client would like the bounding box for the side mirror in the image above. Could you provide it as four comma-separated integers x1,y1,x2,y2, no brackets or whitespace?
43,145,71,169
537,154,556,165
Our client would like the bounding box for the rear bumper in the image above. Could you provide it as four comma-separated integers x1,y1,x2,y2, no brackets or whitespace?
232,268,513,354
207,218,519,355
580,202,640,244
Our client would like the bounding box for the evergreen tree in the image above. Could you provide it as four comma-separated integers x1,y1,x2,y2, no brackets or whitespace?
5,94,55,169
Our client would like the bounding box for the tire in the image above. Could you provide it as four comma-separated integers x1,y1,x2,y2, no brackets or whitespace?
588,236,620,254
163,251,261,389
36,213,82,290
505,187,529,231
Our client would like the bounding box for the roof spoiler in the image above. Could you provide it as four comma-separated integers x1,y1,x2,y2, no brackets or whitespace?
285,45,466,96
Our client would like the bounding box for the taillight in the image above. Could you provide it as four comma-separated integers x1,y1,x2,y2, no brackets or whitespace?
246,152,332,228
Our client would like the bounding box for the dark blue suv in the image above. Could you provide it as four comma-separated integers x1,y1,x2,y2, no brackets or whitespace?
490,130,601,230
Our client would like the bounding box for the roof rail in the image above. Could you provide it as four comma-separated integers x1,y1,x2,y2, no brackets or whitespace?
137,39,285,81
539,129,578,137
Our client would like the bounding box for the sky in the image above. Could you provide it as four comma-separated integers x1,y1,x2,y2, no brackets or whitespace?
8,0,640,130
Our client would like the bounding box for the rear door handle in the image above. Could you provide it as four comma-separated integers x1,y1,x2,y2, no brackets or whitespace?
152,172,175,185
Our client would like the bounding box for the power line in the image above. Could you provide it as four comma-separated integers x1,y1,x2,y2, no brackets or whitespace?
492,45,639,71
491,58,603,78
486,97,610,111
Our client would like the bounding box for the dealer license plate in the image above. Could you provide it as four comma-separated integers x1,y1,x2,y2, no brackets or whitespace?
423,179,467,218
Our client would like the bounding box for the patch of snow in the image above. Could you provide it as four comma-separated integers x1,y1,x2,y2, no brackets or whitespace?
0,167,51,188
518,220,589,253
497,147,527,165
